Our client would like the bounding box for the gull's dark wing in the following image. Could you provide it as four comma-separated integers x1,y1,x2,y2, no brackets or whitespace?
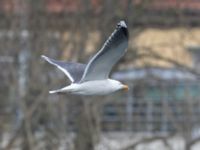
80,21,128,83
41,55,86,83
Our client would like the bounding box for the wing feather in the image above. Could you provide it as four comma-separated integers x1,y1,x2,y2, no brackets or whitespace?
80,21,128,83
41,55,86,83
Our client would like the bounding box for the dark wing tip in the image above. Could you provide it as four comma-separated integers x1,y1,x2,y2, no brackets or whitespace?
117,20,127,28
117,20,129,39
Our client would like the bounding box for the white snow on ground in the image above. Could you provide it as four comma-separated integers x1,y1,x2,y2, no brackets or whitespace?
96,133,200,150
2,132,200,150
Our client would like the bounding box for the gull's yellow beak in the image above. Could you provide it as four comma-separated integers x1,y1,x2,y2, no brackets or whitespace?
122,85,129,92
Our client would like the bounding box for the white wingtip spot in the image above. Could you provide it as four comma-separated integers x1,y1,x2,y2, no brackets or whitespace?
118,20,127,28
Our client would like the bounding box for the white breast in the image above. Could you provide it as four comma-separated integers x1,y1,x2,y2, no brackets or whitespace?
68,79,121,95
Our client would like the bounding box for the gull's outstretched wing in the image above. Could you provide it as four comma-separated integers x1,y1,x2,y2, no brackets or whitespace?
80,20,128,83
41,55,86,83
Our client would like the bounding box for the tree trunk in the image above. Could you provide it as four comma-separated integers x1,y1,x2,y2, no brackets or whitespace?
74,98,94,150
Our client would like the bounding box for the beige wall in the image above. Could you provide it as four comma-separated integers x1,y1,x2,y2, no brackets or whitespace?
60,28,200,69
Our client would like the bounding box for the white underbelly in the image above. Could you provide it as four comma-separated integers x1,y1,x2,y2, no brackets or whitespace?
70,80,117,95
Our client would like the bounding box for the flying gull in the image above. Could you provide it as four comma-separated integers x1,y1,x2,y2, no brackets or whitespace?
41,20,129,95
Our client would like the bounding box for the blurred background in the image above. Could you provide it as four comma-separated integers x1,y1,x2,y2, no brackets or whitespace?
1,0,200,150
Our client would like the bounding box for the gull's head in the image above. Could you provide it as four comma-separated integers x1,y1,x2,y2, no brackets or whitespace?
111,80,129,92
121,84,129,92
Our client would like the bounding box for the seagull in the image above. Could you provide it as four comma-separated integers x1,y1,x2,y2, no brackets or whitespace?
41,20,129,95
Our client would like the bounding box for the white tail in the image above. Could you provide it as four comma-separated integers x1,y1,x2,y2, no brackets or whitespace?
49,88,64,94
49,90,58,94
49,86,69,94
